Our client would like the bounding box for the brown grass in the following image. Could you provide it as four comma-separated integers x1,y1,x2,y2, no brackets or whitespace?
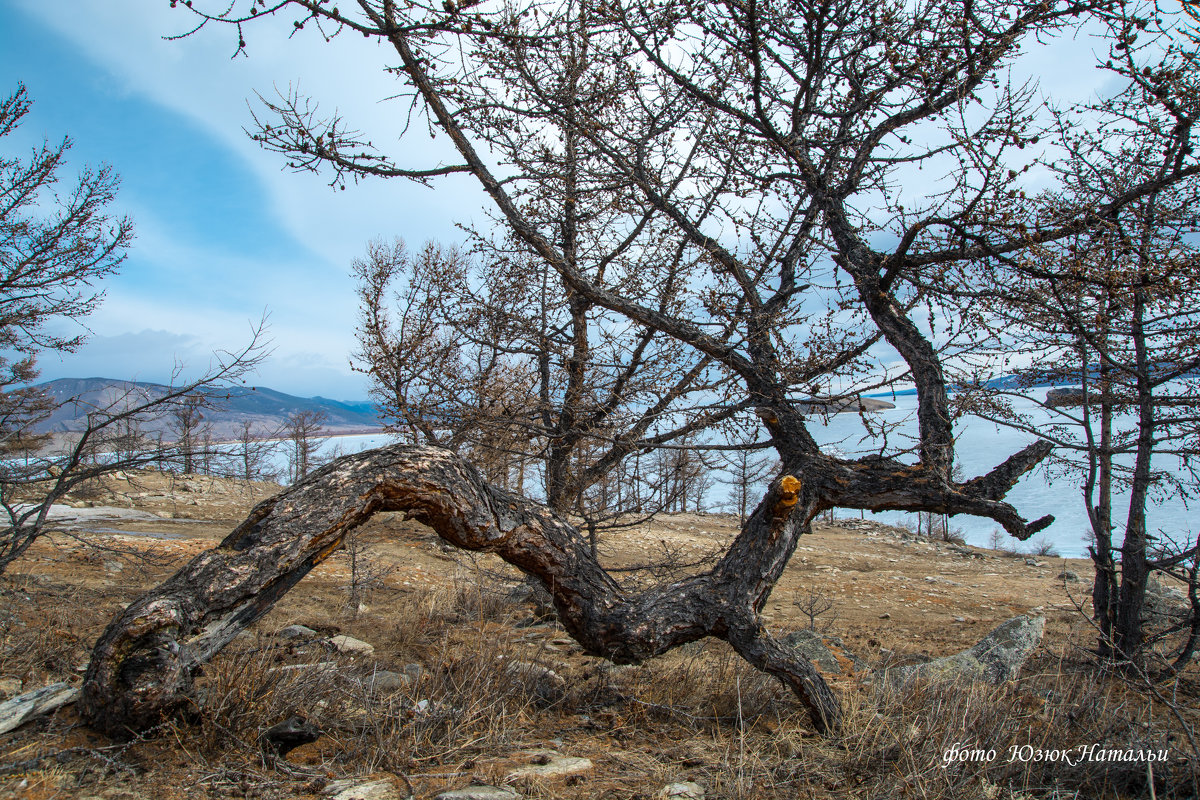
0,518,1197,800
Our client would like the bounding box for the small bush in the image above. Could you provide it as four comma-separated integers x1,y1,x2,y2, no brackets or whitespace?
1028,535,1061,558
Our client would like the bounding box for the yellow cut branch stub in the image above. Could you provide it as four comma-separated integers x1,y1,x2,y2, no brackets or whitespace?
776,475,802,510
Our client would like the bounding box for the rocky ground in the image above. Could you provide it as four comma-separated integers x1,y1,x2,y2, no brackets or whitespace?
0,469,1195,800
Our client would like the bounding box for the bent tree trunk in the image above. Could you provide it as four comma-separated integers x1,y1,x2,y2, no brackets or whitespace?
81,444,840,737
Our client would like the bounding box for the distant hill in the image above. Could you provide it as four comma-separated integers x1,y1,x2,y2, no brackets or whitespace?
32,378,383,439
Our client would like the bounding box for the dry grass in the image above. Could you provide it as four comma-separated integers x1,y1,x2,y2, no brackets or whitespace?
1,534,1197,799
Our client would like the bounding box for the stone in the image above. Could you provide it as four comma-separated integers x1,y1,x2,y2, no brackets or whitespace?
885,615,1045,687
510,577,558,621
780,629,867,674
259,715,321,755
434,787,521,800
322,777,403,800
1143,578,1189,626
0,682,80,734
504,661,567,705
362,669,411,694
329,635,375,657
658,781,706,799
505,754,593,782
278,624,320,640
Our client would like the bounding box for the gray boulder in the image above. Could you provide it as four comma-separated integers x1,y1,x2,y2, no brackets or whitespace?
434,787,520,800
329,635,375,657
505,754,593,782
885,615,1045,687
361,670,411,694
1143,578,1190,627
322,778,402,800
658,782,706,799
278,624,320,640
780,629,866,674
504,661,567,706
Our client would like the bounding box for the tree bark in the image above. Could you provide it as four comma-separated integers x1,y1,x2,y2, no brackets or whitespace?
81,444,839,738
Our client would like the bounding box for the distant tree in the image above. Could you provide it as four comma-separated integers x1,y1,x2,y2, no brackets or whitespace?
716,442,777,527
284,409,327,483
168,394,207,475
232,419,282,484
0,84,269,575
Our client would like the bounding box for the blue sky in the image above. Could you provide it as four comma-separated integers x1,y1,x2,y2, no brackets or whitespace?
0,1,1115,400
1,0,482,398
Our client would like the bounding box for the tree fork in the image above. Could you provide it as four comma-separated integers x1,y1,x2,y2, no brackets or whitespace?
80,444,840,737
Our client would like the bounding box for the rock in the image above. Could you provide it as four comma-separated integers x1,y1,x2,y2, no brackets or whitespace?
81,790,146,800
329,635,375,657
658,781,706,799
259,715,321,756
780,629,866,674
0,682,80,734
321,777,403,800
278,624,319,640
510,577,558,621
505,752,593,783
885,615,1045,687
362,669,411,694
435,787,520,800
504,661,567,705
1143,578,1190,626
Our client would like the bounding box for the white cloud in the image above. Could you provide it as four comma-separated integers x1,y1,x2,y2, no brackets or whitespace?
16,0,480,261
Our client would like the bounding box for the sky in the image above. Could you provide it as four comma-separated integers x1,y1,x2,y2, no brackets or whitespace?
0,0,486,399
0,1,1116,400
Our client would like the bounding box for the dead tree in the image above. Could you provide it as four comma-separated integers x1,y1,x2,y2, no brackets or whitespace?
80,0,1200,736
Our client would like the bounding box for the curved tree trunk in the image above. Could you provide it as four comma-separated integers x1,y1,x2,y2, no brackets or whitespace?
81,444,839,738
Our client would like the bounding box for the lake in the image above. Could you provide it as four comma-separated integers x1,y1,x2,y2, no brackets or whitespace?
299,395,1194,559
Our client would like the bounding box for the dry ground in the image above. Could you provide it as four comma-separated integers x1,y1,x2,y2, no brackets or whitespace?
0,469,1195,800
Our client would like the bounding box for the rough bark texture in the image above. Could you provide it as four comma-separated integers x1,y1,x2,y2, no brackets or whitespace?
80,443,838,738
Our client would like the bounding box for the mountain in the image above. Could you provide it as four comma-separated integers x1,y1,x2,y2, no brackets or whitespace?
32,378,383,439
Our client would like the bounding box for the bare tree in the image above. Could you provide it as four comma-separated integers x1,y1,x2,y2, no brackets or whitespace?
168,394,207,475
961,135,1200,668
353,233,740,526
80,0,1200,736
231,419,282,484
0,83,130,458
717,448,777,528
284,409,328,483
0,84,270,575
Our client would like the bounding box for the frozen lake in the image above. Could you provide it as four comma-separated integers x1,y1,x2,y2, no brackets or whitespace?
294,395,1194,559
808,393,1194,558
